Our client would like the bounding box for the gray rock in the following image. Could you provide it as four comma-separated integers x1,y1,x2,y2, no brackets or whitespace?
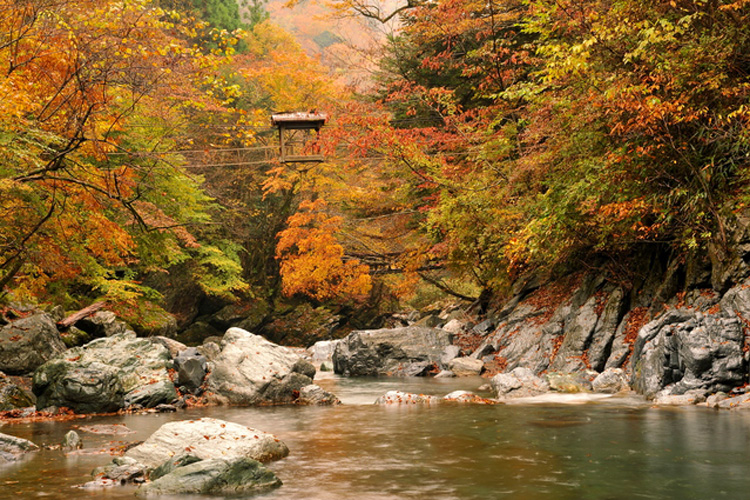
308,340,340,362
32,332,176,413
716,393,750,410
125,417,288,468
472,319,495,335
0,432,39,463
545,372,592,393
136,457,281,497
443,391,497,404
374,391,440,405
654,390,707,406
205,328,323,405
150,454,203,481
439,345,461,367
442,319,466,334
448,357,484,377
151,337,187,359
549,295,599,373
413,314,443,328
706,392,730,408
60,326,94,348
297,384,341,405
174,347,207,392
333,326,452,376
434,370,456,378
591,368,629,394
124,380,177,408
490,367,549,398
0,313,66,375
630,308,744,399
0,371,34,410
62,430,82,451
76,311,129,338
586,287,626,371
178,321,222,346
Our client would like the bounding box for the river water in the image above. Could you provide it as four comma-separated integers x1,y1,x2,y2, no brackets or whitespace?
1,374,749,500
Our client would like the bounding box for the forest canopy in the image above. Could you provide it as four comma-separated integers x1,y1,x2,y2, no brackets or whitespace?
1,0,749,340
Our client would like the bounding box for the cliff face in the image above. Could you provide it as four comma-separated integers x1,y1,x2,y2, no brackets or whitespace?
472,215,750,400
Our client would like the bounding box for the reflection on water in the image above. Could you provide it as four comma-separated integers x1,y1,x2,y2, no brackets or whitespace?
1,375,750,499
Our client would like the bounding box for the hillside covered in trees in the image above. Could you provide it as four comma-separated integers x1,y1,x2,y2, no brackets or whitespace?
1,0,749,347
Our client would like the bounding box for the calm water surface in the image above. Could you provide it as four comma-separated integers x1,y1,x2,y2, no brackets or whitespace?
1,374,749,500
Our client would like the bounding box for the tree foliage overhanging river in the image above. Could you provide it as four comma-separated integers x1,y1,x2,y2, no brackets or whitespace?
1,374,749,500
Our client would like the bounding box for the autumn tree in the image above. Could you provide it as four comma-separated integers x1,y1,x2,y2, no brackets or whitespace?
0,0,248,323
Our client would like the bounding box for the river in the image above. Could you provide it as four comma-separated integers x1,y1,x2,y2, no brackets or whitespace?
1,374,749,500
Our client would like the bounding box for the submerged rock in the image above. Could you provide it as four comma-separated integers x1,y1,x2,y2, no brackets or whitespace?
490,367,550,399
374,391,440,405
136,457,281,497
204,328,322,405
0,313,66,375
545,372,592,393
443,390,497,404
62,430,82,451
0,432,39,463
333,326,452,376
297,384,341,405
32,332,176,413
125,418,289,468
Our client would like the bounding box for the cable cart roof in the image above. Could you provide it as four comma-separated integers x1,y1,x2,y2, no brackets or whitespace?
272,111,328,163
271,112,328,129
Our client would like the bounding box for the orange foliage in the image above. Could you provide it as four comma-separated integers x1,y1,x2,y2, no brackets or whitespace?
276,199,372,301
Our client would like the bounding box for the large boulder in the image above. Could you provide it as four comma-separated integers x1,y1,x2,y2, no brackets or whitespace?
136,457,281,497
0,432,38,463
0,313,66,375
32,332,176,413
490,367,550,398
0,371,34,410
332,326,453,376
630,307,745,399
204,328,320,405
125,418,289,468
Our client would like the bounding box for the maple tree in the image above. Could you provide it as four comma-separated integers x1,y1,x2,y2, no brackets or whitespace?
0,0,248,316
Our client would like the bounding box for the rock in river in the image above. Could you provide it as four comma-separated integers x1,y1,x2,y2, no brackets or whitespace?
491,367,550,399
204,328,322,405
136,456,281,497
0,432,38,463
333,326,453,376
32,332,176,413
125,417,289,468
374,391,440,405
